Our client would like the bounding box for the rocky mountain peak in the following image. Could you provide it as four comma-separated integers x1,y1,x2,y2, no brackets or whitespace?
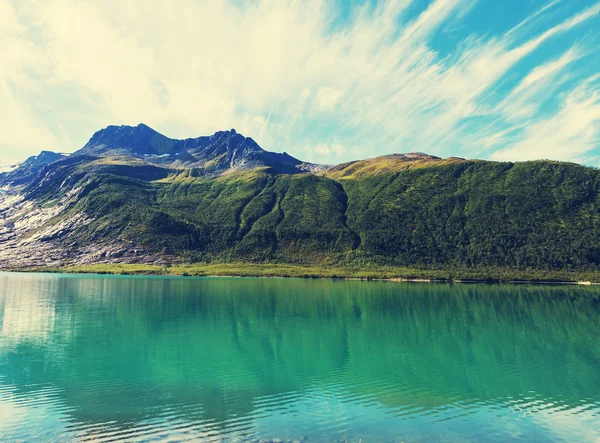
77,123,176,157
71,124,308,174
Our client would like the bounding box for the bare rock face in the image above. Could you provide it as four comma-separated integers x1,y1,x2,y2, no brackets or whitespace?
77,123,180,157
0,189,81,268
0,187,179,269
75,124,314,175
297,162,330,173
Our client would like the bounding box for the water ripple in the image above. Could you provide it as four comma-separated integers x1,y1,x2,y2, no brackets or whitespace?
1,274,600,441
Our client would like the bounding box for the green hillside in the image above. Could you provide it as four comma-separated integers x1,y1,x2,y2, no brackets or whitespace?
11,152,600,278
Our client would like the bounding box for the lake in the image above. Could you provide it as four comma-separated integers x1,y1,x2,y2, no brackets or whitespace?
0,273,599,442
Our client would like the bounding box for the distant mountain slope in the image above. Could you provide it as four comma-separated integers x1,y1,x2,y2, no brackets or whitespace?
0,151,68,187
1,125,600,275
76,124,311,174
325,153,456,179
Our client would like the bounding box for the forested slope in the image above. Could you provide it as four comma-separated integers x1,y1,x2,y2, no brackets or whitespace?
3,150,600,274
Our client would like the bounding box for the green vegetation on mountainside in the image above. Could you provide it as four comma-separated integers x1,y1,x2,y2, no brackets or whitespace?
335,160,600,270
19,155,600,274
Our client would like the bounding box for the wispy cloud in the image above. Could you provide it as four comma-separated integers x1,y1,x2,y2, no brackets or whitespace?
0,0,599,165
310,142,346,159
492,75,600,163
0,159,18,173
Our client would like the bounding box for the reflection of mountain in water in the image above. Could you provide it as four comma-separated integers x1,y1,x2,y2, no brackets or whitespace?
1,274,599,440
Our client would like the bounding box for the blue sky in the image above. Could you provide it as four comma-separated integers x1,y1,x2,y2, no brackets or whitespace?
1,0,599,169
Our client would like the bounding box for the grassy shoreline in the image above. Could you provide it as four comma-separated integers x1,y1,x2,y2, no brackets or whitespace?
6,262,600,284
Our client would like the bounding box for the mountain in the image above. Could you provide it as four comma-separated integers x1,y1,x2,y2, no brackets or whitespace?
76,123,180,157
76,124,310,174
0,151,68,187
2,124,600,279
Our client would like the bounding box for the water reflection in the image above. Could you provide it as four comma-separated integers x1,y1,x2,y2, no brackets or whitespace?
1,273,599,442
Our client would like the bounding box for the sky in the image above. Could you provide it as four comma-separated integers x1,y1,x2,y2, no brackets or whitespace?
1,0,599,169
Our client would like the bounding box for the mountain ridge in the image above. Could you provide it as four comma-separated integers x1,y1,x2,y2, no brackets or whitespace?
2,124,600,278
0,150,69,187
74,123,311,175
1,123,441,186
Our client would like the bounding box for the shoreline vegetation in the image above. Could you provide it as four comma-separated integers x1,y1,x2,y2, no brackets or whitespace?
7,263,600,285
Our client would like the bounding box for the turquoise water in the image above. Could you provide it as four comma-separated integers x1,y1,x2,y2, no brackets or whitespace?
0,274,599,442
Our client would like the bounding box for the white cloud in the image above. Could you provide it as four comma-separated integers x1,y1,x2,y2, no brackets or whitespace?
317,87,344,111
0,0,59,163
311,142,346,159
0,0,599,164
491,76,600,163
0,159,19,173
